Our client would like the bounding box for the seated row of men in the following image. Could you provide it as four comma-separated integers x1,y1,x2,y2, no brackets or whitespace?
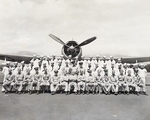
2,60,148,95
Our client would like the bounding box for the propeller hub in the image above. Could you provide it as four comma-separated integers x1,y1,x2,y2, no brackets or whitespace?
69,45,75,49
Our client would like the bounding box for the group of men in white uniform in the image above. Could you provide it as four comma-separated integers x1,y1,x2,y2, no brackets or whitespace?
2,55,148,95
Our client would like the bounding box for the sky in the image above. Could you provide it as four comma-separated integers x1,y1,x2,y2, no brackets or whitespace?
0,0,150,57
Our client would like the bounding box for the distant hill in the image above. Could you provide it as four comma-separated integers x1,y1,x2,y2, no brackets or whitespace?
9,51,37,56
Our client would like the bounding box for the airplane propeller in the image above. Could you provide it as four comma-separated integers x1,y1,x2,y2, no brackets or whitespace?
49,33,96,58
49,34,70,48
49,33,96,48
75,36,96,48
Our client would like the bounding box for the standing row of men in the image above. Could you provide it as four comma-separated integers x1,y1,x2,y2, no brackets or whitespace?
2,55,148,95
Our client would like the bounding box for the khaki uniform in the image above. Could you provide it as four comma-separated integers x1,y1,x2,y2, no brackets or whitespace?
3,73,15,92
86,75,96,92
68,74,77,92
95,74,103,93
118,74,126,92
15,73,24,92
133,75,141,92
77,75,86,91
60,75,68,92
42,73,51,86
125,75,134,92
51,75,60,92
102,75,111,93
110,75,118,93
32,73,42,91
24,73,33,91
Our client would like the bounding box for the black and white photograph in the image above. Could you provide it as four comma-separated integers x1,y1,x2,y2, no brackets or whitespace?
0,0,150,120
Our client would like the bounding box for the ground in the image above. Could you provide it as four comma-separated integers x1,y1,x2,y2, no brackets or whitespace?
0,73,150,120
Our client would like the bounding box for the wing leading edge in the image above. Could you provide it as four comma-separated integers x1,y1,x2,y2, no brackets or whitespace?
0,54,32,63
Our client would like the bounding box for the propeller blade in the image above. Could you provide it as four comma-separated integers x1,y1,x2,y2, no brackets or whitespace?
49,34,69,47
75,36,96,48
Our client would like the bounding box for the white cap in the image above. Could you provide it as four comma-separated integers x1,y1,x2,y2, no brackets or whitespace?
6,61,10,64
21,61,25,64
68,55,72,58
140,63,144,66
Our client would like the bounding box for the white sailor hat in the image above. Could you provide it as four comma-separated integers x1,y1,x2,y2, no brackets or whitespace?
123,63,127,66
118,58,121,61
103,63,107,66
21,61,25,64
33,55,37,57
110,56,113,58
140,63,144,67
6,61,10,64
127,63,130,66
52,55,55,57
96,55,99,58
134,63,139,67
68,55,72,58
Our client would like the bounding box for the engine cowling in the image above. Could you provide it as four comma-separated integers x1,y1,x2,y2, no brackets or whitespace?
61,41,82,59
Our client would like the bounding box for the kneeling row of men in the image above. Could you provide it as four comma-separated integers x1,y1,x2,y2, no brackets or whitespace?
2,66,147,95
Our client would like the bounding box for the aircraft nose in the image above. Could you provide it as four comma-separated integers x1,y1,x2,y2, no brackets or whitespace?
70,46,74,49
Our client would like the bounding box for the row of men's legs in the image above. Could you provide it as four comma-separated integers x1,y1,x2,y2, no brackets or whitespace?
2,82,148,95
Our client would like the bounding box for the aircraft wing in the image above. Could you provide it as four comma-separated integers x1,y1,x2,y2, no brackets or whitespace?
121,57,150,63
84,56,150,64
0,54,33,63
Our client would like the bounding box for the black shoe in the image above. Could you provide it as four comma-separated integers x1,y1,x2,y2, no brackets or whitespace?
143,92,148,96
36,91,39,95
51,91,55,95
105,92,108,95
65,91,68,95
67,91,70,95
18,91,21,95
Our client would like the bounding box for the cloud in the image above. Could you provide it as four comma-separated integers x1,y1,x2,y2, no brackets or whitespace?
0,0,150,57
